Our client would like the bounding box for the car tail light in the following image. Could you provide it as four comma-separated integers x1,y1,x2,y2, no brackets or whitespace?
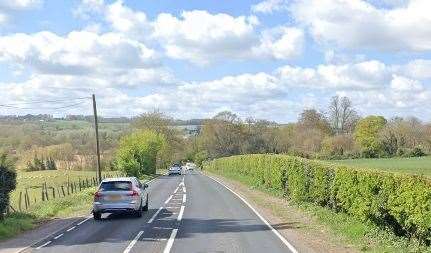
94,191,102,201
128,190,139,197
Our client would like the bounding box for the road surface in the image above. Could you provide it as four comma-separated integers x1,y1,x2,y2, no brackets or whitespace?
24,171,296,253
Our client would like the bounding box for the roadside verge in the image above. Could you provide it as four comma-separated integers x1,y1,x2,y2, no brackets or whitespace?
203,171,357,253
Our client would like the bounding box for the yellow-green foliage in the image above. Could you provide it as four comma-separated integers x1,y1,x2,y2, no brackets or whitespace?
204,154,431,243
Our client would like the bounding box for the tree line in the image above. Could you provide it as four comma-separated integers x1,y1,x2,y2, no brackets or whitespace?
190,96,431,162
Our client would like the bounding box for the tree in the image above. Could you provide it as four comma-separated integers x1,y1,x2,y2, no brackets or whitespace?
354,116,387,157
0,153,16,220
197,111,245,158
298,109,332,135
131,111,185,164
115,130,167,177
328,96,359,134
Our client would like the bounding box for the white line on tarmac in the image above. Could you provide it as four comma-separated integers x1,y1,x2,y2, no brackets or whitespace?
148,207,163,223
164,195,173,204
182,194,186,203
206,175,299,253
183,187,186,193
66,226,76,232
173,187,179,193
36,241,52,250
77,217,91,226
53,233,64,240
123,230,144,253
177,206,185,221
163,229,178,253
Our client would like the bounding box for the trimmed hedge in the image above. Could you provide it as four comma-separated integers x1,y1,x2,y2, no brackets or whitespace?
204,154,431,244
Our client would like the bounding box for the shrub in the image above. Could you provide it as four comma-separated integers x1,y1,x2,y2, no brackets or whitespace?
0,153,17,220
115,130,167,177
204,154,431,244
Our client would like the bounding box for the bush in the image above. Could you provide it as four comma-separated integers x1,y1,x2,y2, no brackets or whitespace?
0,153,17,220
204,154,431,244
115,130,167,177
410,147,425,157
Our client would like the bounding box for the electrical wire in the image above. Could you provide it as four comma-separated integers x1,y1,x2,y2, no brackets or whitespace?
0,97,91,106
0,101,89,110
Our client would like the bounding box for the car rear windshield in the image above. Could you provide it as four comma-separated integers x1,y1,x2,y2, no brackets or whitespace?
100,181,132,191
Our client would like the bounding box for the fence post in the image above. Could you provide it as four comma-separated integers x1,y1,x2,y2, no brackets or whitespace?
45,183,49,201
79,178,82,191
61,185,65,197
52,187,55,199
24,192,28,210
18,191,22,211
41,186,45,201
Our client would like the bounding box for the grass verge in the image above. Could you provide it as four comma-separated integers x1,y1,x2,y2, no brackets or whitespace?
205,170,431,253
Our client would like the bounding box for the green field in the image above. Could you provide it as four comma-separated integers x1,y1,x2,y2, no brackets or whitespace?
330,156,431,177
10,170,123,211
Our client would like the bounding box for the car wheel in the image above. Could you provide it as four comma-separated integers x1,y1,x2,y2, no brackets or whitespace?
135,203,143,218
143,194,149,211
93,212,102,220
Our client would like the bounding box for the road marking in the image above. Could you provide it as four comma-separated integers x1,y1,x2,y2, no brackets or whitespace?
53,233,64,240
66,226,76,232
163,229,178,253
148,207,163,223
177,205,185,221
77,217,91,226
182,187,186,193
123,230,144,253
36,241,52,250
182,194,186,203
153,226,174,230
179,182,184,187
165,206,180,209
173,187,179,193
207,175,299,253
164,195,173,204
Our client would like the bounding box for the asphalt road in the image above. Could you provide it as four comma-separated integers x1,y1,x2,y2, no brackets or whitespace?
24,171,296,253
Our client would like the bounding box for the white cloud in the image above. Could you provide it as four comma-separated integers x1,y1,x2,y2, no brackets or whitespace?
152,10,303,64
251,0,288,14
291,0,431,51
0,0,42,10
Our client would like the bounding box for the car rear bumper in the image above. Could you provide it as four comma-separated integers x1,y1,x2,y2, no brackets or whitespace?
93,202,139,213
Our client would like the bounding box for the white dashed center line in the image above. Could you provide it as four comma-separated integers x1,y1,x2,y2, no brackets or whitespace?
148,207,163,224
123,230,144,253
53,233,64,240
164,195,173,204
177,205,185,221
77,217,91,226
163,229,178,253
36,241,52,250
66,226,76,232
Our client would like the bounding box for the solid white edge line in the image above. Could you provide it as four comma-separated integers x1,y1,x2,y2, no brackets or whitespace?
206,175,299,253
182,194,186,203
53,233,64,240
36,240,52,250
148,206,163,223
164,195,173,204
177,205,185,221
77,217,91,226
66,226,76,232
163,229,178,253
123,230,144,253
173,187,179,193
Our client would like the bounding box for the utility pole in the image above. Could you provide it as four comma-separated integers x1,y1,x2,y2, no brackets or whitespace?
92,94,102,183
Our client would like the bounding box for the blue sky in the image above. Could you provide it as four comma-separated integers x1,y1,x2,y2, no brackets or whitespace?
0,0,430,122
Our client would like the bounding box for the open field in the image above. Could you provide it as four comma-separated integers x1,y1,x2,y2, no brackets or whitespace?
330,156,431,177
10,170,123,211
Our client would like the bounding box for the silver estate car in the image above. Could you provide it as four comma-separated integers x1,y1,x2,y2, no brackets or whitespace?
92,177,149,220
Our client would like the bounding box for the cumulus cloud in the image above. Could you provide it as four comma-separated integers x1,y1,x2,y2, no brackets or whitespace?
152,10,303,64
291,0,431,51
251,0,288,14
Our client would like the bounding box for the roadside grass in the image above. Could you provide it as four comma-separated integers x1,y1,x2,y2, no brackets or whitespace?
330,156,431,177
1,173,157,241
206,170,431,253
11,170,123,210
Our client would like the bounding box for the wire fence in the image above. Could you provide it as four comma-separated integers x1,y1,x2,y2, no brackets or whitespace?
7,171,124,214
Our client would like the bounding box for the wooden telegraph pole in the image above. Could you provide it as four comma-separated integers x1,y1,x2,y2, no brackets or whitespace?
92,94,102,183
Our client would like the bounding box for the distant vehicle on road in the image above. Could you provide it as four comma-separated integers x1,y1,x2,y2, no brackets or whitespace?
92,177,149,220
186,162,197,170
168,164,182,175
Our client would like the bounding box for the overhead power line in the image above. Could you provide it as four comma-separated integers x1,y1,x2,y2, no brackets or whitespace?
0,101,89,110
0,97,91,107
